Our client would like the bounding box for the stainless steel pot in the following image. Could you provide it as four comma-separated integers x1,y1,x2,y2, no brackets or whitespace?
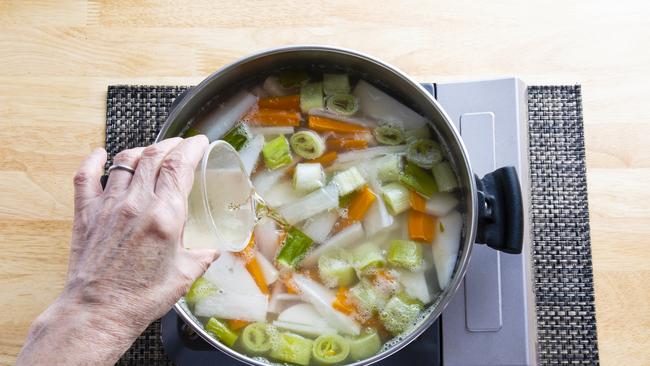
156,45,524,366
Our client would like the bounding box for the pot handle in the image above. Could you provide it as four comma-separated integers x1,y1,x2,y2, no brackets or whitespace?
474,166,524,254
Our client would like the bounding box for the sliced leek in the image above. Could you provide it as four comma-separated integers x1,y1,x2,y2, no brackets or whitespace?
373,123,405,146
205,318,239,347
290,130,326,159
381,182,411,215
387,240,423,271
349,330,382,361
269,332,314,366
432,161,458,192
406,139,443,169
276,227,314,268
318,248,357,288
325,94,359,116
379,295,423,336
241,322,273,354
323,74,351,96
300,82,324,113
262,135,293,170
375,154,402,183
312,334,350,365
399,161,438,198
332,167,367,196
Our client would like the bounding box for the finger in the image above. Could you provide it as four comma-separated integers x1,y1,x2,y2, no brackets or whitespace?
73,148,107,210
104,147,145,194
155,135,209,199
179,248,220,283
129,137,183,193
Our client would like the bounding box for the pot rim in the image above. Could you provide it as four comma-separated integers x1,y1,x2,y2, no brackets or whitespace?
160,44,478,366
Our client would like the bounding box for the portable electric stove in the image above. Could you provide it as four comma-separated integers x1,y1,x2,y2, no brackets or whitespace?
162,77,537,366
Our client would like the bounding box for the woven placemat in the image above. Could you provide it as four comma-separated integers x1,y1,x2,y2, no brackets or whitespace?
106,85,599,365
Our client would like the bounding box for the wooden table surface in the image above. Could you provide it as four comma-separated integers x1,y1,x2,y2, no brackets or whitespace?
1,1,649,365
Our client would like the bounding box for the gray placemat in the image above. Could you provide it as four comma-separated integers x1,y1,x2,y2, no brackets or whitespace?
106,85,599,365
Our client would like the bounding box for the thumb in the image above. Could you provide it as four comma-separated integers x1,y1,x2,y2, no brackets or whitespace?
180,248,220,282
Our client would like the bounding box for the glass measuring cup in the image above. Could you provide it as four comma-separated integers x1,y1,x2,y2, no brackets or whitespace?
183,140,257,252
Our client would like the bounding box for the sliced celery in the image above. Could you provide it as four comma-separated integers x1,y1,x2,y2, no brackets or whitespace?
432,161,458,192
318,248,357,288
352,243,385,274
323,74,351,96
278,70,310,88
375,155,402,183
269,332,314,366
205,318,239,347
325,94,359,116
276,227,314,268
300,82,324,113
293,163,325,192
399,161,438,198
262,135,293,170
240,322,273,355
290,130,326,159
406,139,443,169
332,167,367,196
387,240,423,271
379,295,423,336
185,277,218,309
312,334,350,365
381,182,411,215
222,122,251,151
348,329,382,361
373,124,405,146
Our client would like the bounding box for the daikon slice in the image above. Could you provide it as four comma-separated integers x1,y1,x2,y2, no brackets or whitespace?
396,269,432,304
278,303,330,328
272,321,336,338
194,292,268,322
292,274,361,336
254,217,280,261
301,222,364,267
353,81,427,130
263,178,304,207
278,184,339,225
239,134,265,176
203,252,261,295
432,211,463,289
424,192,459,217
256,251,279,285
301,211,338,243
192,91,257,142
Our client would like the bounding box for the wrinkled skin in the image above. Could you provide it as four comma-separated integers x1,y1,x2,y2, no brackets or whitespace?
16,136,218,366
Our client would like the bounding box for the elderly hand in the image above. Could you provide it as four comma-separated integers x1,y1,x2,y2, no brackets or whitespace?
17,136,218,366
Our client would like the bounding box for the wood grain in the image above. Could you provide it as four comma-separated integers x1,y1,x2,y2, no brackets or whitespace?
1,1,649,365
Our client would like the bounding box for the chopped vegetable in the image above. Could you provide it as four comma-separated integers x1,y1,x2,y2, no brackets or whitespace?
432,161,458,192
270,332,314,366
195,291,268,322
379,295,423,335
332,287,356,315
249,126,295,136
279,70,310,88
326,94,359,116
278,184,339,225
308,115,369,134
205,318,239,347
375,154,402,183
332,167,366,196
373,123,405,145
335,145,407,164
408,210,436,243
323,74,351,95
306,151,338,167
312,334,350,365
387,240,423,271
203,252,263,295
276,303,336,338
319,249,357,288
349,280,388,319
302,222,365,267
432,211,462,289
292,274,361,336
352,243,385,274
251,108,301,127
263,178,303,207
362,195,395,236
309,108,377,128
245,256,270,294
254,217,280,261
353,80,427,130
222,123,251,151
186,277,218,309
396,269,432,303
423,192,459,216
337,186,377,229
399,161,438,198
241,322,273,354
409,190,427,212
263,135,293,170
276,227,314,268
273,320,336,339
301,210,338,243
300,82,324,113
258,94,300,110
293,163,325,192
255,251,279,285
349,330,382,361
264,76,298,96
290,130,326,159
253,165,294,195
406,139,443,169
190,91,257,141
326,137,368,151
239,134,265,176
228,319,250,331
404,126,431,142
381,182,411,215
